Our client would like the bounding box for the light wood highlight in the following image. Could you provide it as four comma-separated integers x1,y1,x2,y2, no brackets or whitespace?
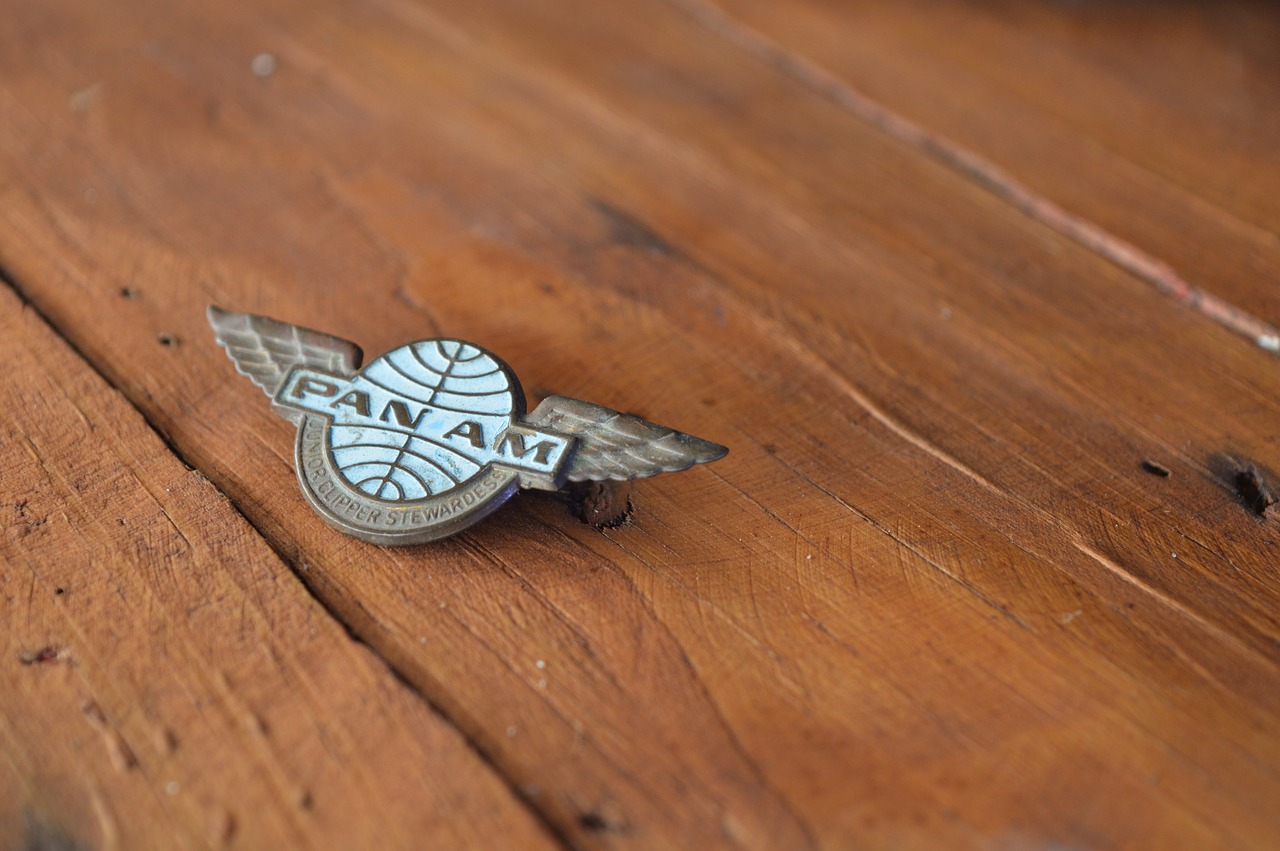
1,0,1278,847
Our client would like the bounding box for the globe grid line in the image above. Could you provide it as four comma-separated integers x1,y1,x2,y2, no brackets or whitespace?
352,474,405,500
357,363,508,412
370,342,463,499
432,339,485,363
381,356,509,407
331,417,487,469
332,440,464,488
353,470,407,499
407,344,503,383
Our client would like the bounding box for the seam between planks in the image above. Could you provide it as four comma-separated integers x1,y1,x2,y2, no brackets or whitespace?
666,0,1280,357
0,262,577,851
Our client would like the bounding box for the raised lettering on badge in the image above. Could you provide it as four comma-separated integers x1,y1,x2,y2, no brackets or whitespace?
208,307,728,545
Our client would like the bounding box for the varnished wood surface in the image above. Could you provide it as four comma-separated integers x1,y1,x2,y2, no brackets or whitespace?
0,288,555,848
707,0,1280,339
1,1,1278,848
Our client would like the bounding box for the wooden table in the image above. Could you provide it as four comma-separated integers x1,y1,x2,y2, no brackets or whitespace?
3,1,1279,848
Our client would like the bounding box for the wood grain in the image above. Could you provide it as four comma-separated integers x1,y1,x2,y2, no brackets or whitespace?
1,0,1279,847
704,0,1280,339
0,289,555,847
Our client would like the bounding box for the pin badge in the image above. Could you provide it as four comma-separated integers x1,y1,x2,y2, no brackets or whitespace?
208,307,727,544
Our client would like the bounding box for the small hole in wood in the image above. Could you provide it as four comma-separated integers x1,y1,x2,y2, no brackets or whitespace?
578,813,609,832
1236,464,1278,520
158,333,178,347
19,645,66,665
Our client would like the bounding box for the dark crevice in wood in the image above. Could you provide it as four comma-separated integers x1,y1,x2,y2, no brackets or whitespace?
220,553,572,850
0,263,196,475
0,262,577,851
1207,452,1280,525
1210,453,1280,522
668,0,1280,357
1237,465,1279,521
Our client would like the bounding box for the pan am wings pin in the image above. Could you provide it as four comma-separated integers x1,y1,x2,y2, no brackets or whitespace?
207,306,727,545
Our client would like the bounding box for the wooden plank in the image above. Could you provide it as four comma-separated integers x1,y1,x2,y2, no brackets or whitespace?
700,0,1280,338
2,0,1279,847
0,288,556,848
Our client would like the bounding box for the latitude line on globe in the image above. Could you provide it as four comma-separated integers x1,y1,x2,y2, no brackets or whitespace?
360,364,508,413
381,357,506,410
333,441,462,486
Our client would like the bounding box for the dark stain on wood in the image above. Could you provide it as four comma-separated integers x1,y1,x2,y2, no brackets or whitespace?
21,813,86,851
578,811,611,832
1140,460,1171,477
1211,453,1280,521
590,198,676,257
1236,464,1278,520
576,808,628,835
12,499,48,535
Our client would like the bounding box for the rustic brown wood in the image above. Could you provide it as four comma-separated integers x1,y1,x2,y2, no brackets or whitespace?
0,291,555,847
2,0,1279,848
705,0,1280,336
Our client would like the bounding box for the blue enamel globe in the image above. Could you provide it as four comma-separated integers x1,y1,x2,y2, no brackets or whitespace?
326,339,518,501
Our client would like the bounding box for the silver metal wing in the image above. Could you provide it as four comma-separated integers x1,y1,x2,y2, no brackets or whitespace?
524,395,727,482
207,305,363,396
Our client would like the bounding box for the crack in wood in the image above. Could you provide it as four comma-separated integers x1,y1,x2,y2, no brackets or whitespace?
0,263,576,851
668,0,1280,356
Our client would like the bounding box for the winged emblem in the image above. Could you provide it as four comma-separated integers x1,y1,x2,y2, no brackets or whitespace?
208,306,727,544
207,306,363,395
